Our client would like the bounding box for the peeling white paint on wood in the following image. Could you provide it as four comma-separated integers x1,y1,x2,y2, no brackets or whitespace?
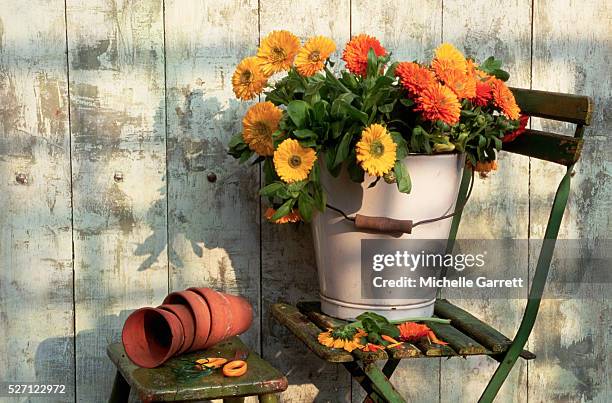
0,0,74,399
530,1,611,402
164,0,261,351
65,0,168,400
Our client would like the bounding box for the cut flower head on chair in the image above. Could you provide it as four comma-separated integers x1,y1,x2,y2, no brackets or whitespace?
229,31,524,224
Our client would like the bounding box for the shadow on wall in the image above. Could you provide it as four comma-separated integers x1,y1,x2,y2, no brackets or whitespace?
134,87,259,275
34,309,134,403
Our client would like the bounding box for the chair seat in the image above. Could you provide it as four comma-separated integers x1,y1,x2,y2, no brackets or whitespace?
107,337,287,401
271,300,535,363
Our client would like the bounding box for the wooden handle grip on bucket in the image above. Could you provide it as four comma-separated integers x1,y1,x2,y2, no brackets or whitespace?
354,214,413,235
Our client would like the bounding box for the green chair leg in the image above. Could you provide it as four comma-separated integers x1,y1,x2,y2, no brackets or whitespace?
109,370,130,403
258,393,279,403
362,362,405,403
479,168,573,403
364,358,401,402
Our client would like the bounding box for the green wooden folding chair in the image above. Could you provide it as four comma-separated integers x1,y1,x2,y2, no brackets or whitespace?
272,87,593,403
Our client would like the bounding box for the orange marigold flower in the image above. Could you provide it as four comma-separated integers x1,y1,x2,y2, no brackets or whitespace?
436,68,477,99
472,80,494,107
415,83,461,125
342,34,387,77
397,322,430,342
490,79,520,120
395,62,436,95
471,160,498,177
265,207,302,224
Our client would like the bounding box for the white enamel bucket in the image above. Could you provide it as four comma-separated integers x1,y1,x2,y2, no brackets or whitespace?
311,153,465,320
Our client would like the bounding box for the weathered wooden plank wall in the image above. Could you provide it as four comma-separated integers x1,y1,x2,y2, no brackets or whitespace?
0,0,609,402
65,0,168,400
0,0,75,399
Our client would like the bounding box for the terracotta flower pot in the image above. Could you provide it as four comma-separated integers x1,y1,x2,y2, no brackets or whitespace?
159,304,195,354
222,292,254,335
122,307,184,368
163,290,211,351
188,287,253,348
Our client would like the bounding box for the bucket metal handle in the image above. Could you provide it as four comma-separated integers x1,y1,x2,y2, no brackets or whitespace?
326,170,475,236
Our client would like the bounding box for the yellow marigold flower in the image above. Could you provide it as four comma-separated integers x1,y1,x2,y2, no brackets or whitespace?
490,78,520,120
431,43,468,76
232,56,268,100
295,36,336,77
415,83,461,126
257,30,301,75
264,207,302,224
436,68,477,99
273,139,317,183
242,101,283,156
356,124,397,177
317,328,366,352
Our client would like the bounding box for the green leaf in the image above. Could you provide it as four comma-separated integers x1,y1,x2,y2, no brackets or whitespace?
313,100,329,122
287,100,310,128
228,132,245,149
492,68,510,82
393,161,412,194
239,149,253,163
347,153,365,183
293,129,318,140
333,132,353,168
381,323,400,339
385,61,399,77
312,182,326,211
399,98,415,107
270,199,295,221
260,182,284,197
366,48,378,78
479,56,502,73
298,191,314,222
390,131,408,160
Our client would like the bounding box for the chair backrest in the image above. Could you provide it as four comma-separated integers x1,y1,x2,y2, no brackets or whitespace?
503,87,594,166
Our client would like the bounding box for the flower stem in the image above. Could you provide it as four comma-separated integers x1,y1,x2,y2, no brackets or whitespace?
324,66,351,93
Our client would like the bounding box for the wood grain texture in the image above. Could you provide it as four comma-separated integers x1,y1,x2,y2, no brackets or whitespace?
164,0,261,352
440,1,531,401
530,0,611,401
350,2,443,402
0,1,74,399
65,0,168,400
258,2,352,401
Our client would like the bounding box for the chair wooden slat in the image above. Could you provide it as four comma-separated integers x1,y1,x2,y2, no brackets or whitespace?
502,129,583,165
511,87,593,125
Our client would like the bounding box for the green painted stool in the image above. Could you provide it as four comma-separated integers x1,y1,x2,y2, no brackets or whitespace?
107,337,287,403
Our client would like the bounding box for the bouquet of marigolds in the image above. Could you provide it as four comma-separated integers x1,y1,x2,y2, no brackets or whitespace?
228,31,527,223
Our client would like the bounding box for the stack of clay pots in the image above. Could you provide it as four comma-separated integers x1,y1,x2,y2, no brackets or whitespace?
122,287,253,368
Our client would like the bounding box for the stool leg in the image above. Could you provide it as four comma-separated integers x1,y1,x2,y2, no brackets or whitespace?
109,370,130,403
258,393,279,403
